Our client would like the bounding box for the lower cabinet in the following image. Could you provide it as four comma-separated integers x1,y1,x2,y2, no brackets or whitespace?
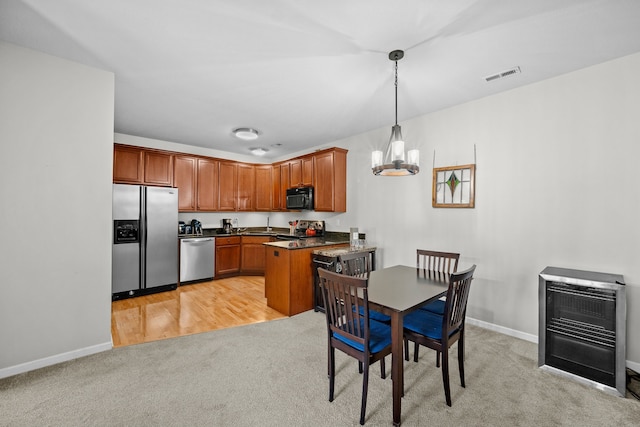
215,236,241,277
240,236,271,275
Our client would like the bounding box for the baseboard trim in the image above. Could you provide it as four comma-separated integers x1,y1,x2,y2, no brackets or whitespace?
466,317,640,374
0,341,112,380
467,317,538,343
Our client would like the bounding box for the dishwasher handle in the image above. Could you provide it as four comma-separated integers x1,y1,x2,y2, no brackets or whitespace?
182,238,215,243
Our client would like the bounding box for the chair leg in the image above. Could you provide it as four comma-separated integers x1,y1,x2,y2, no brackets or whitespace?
458,332,465,388
358,361,363,374
436,351,441,367
360,361,369,425
403,338,409,361
380,355,386,379
329,347,336,402
441,346,452,406
413,342,420,362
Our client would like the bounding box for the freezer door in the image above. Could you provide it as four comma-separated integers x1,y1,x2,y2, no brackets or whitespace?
144,186,179,289
112,184,141,294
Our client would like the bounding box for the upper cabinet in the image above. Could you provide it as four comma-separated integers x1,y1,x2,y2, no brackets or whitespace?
173,155,197,211
313,148,347,212
144,151,173,186
255,165,273,211
237,163,255,211
113,145,144,184
113,143,347,212
196,158,219,211
113,144,173,187
218,161,238,211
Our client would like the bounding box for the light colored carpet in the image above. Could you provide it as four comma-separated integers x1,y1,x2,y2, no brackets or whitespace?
1,310,639,426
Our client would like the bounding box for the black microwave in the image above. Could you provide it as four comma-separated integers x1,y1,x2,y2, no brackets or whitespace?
286,186,314,210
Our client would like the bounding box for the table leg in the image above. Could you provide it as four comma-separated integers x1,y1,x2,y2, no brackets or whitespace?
391,311,403,426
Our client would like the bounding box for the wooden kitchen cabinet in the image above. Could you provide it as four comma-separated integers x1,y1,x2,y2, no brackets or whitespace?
237,163,255,211
196,158,219,211
215,236,241,277
240,236,271,275
313,148,347,212
271,164,282,211
218,161,238,211
255,165,272,211
113,145,144,183
144,150,173,186
113,144,173,187
265,243,348,316
173,155,197,211
302,156,314,186
280,162,290,210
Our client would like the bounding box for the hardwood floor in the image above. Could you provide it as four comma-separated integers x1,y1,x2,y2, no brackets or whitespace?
111,276,287,347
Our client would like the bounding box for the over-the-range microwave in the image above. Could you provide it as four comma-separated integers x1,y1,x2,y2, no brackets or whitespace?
286,186,314,210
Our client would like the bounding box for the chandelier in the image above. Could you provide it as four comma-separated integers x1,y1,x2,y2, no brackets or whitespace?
371,50,419,176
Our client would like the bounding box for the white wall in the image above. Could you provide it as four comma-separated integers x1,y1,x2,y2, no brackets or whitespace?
116,53,640,368
340,52,640,366
0,41,114,377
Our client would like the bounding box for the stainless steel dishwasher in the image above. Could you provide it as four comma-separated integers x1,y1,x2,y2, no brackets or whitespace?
179,237,215,284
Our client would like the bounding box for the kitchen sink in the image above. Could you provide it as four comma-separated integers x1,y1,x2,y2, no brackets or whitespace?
240,230,278,236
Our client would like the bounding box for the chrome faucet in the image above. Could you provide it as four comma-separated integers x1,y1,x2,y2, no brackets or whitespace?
266,216,271,231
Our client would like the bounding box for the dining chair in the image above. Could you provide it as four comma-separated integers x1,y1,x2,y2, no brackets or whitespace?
317,267,392,425
411,249,460,363
338,251,390,324
402,264,477,406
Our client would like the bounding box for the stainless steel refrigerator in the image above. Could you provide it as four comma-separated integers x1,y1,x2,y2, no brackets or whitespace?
112,184,179,300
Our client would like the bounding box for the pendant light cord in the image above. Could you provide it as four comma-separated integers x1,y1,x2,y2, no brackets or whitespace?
394,59,398,126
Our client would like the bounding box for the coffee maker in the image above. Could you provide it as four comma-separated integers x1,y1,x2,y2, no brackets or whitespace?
191,219,202,235
222,218,233,234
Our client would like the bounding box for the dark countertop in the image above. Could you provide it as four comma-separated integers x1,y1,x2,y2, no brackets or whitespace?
263,239,349,250
312,245,377,257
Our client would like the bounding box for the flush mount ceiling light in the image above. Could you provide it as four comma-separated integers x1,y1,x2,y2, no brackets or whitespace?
250,147,268,156
371,50,419,176
233,128,260,140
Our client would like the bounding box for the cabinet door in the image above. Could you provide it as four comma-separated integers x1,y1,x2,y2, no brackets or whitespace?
215,237,241,276
113,145,143,183
302,156,314,186
173,156,196,211
197,158,219,211
271,164,282,211
313,149,347,212
241,236,269,274
218,162,238,211
280,162,290,210
255,165,272,211
144,151,173,186
237,163,255,211
289,159,302,187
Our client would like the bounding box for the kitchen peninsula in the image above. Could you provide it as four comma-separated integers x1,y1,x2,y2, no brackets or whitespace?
264,239,348,316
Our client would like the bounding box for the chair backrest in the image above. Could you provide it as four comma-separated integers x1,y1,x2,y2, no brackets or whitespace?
338,251,374,278
416,249,460,280
443,264,476,336
317,267,370,349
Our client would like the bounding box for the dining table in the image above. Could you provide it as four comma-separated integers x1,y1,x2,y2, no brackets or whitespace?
366,264,449,426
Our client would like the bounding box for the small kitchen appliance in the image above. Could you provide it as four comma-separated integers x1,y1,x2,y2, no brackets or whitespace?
277,220,325,240
222,218,233,234
191,219,202,235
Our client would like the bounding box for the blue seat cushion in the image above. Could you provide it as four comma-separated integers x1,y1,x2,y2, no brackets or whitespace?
354,305,391,323
403,310,446,340
334,319,392,353
419,299,445,315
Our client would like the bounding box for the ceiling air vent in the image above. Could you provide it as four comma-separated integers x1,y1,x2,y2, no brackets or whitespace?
485,66,521,82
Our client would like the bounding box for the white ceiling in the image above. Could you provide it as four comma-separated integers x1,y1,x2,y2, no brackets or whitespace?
2,0,640,159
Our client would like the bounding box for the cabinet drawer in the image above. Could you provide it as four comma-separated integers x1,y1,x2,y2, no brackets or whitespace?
217,236,241,246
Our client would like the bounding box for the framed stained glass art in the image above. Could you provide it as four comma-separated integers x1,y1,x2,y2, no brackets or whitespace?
432,164,475,208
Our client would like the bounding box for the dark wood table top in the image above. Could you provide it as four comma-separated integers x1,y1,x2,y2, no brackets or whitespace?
367,265,448,313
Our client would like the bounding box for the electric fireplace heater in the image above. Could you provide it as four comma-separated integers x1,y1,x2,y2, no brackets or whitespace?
538,266,626,396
